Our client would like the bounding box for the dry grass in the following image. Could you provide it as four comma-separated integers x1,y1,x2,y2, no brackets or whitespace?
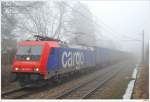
132,64,149,99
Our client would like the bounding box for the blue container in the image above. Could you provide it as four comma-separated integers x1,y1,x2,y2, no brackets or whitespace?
47,47,95,72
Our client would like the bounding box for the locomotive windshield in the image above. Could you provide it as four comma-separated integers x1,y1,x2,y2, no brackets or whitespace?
16,45,43,61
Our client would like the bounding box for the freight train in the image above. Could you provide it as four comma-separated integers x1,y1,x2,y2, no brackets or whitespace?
12,35,127,86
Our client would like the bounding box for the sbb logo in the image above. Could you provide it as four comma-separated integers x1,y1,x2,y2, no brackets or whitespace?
61,51,84,68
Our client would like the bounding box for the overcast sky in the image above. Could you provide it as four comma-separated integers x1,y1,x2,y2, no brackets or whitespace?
81,0,150,59
82,0,149,39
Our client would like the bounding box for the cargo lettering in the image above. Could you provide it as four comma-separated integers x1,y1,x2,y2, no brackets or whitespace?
62,51,84,68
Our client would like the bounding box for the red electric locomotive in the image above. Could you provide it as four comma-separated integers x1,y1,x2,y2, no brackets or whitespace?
12,35,60,86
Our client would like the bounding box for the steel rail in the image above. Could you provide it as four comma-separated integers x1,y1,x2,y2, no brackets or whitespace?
2,87,27,98
55,67,122,99
82,69,120,99
54,70,111,99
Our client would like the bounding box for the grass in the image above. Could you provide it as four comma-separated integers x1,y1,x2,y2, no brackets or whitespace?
110,78,130,99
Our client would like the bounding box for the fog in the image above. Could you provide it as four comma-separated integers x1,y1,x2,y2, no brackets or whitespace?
82,0,150,61
1,1,149,99
1,0,150,63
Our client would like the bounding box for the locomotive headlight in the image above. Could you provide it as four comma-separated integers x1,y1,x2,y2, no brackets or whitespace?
15,67,19,71
34,68,39,72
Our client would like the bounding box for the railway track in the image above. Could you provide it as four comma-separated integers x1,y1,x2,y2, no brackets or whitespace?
2,84,54,99
2,61,128,99
2,87,30,99
2,84,51,99
55,67,122,99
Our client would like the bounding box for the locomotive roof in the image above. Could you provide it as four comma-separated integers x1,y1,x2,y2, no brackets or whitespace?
18,40,60,47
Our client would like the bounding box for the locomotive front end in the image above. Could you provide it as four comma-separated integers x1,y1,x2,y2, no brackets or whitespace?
13,45,42,72
12,41,47,86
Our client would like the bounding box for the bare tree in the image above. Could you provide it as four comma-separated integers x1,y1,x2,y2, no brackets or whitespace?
11,1,46,39
10,1,69,40
53,1,66,39
66,2,96,46
1,2,17,39
1,2,18,52
2,1,97,45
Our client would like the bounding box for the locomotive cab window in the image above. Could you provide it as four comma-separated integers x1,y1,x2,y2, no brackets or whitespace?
16,45,43,61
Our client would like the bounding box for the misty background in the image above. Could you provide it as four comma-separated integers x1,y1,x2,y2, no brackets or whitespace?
1,0,149,65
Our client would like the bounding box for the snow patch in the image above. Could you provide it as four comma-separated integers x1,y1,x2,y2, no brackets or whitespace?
132,67,138,79
123,80,135,99
122,66,138,99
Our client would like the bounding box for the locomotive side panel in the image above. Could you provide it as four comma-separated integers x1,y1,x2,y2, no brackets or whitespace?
47,48,59,72
84,50,95,68
46,47,96,76
58,48,86,70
